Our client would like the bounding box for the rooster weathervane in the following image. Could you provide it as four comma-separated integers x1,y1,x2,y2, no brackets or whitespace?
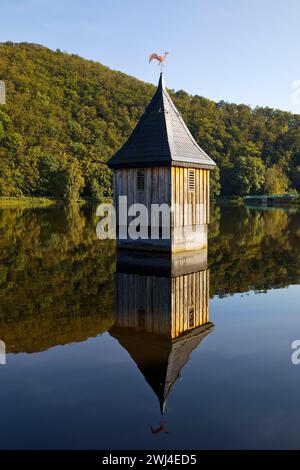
149,51,169,72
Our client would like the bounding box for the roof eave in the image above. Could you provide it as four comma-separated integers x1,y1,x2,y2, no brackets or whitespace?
108,159,216,170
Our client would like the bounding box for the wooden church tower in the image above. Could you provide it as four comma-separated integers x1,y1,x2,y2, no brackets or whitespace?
108,73,216,252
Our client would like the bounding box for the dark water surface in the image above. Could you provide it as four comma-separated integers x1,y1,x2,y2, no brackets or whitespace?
0,204,300,449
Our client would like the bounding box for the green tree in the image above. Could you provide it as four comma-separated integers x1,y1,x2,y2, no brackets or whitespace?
90,178,103,201
291,166,300,191
210,166,221,199
37,155,66,197
264,165,289,194
233,157,265,195
63,162,85,203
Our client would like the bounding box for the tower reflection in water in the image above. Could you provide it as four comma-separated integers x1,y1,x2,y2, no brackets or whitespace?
109,250,214,432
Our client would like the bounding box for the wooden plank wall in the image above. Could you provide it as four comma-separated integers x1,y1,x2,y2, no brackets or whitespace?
115,270,209,339
171,167,210,226
171,269,209,339
114,167,210,227
115,168,171,226
115,272,172,336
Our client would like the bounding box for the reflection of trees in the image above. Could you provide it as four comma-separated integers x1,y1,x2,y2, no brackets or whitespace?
209,205,221,239
64,201,85,244
0,205,115,353
1,203,300,351
209,205,300,297
264,210,289,240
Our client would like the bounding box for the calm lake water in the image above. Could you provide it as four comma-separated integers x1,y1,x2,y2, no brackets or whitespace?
0,203,300,450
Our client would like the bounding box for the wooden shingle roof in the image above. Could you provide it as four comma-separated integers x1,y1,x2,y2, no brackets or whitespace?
107,73,216,170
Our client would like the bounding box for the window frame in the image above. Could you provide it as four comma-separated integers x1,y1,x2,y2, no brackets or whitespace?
136,169,145,192
188,169,195,193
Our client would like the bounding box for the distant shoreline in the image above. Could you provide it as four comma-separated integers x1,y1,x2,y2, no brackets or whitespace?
216,195,300,208
1,196,300,210
0,197,111,208
244,195,300,208
0,197,60,208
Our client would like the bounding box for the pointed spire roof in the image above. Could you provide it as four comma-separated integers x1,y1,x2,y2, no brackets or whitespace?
109,322,214,414
107,73,216,169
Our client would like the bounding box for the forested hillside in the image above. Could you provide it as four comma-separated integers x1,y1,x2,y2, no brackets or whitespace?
1,41,300,199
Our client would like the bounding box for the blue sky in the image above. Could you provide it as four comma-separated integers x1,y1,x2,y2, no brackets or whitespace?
1,0,300,112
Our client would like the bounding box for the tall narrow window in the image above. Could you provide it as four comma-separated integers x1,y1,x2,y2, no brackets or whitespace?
188,169,195,192
137,169,145,192
138,307,145,333
188,307,195,329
